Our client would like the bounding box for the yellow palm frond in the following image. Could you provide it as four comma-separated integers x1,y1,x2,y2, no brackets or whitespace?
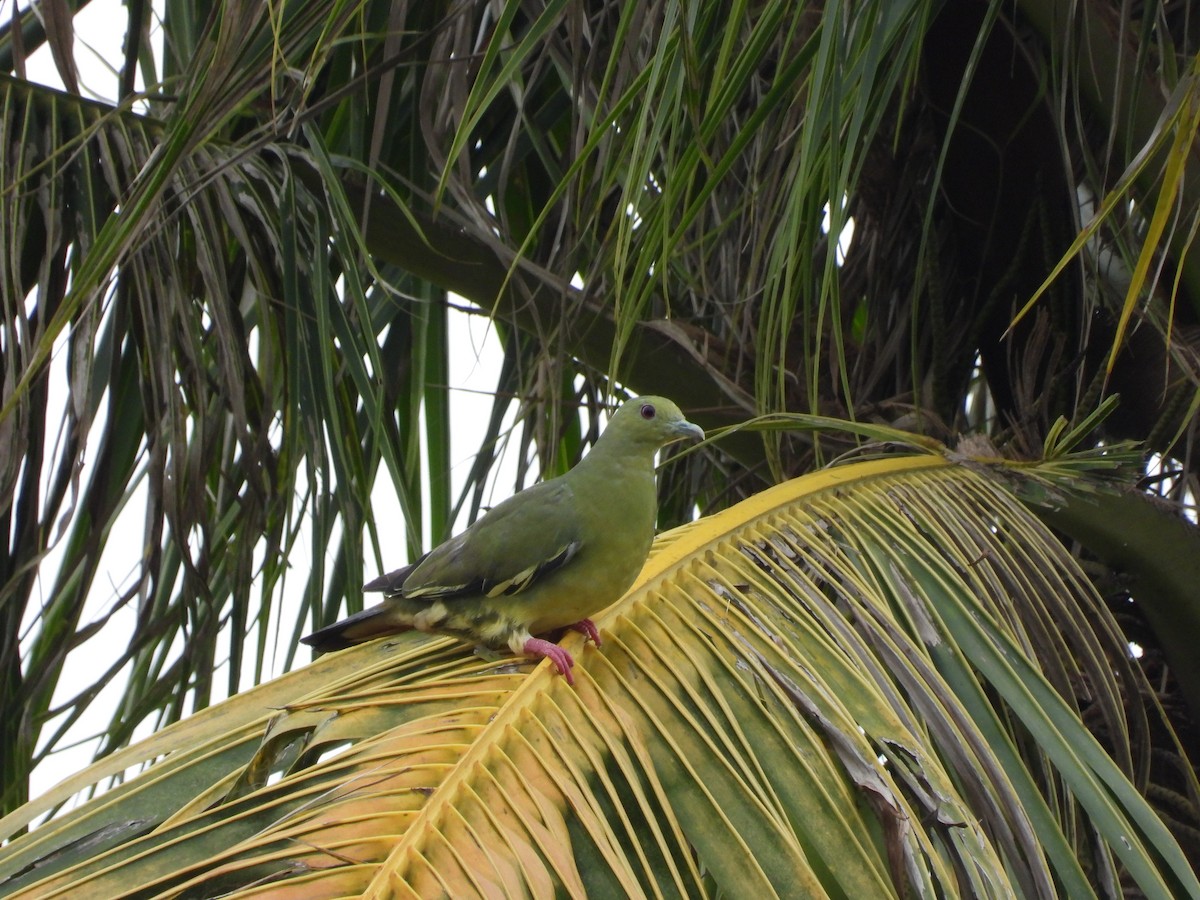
1,455,1195,898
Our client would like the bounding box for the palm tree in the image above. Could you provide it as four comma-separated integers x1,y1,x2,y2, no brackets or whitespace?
1,0,1197,895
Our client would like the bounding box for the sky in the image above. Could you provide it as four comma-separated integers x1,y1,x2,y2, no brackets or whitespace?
16,0,517,804
13,1,870,806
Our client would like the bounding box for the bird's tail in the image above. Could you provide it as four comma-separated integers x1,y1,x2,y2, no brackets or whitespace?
300,603,411,653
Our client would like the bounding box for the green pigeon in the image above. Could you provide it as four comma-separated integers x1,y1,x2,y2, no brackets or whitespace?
301,396,704,683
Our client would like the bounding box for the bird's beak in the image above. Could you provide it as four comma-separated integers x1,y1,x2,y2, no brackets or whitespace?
673,420,705,444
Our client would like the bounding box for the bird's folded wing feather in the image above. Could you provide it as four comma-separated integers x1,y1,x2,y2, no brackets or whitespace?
401,480,585,602
363,558,422,593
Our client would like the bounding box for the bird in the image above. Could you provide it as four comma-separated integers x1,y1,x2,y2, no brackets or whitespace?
301,396,704,684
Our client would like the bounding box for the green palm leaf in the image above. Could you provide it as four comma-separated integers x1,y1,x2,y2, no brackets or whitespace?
1,456,1193,897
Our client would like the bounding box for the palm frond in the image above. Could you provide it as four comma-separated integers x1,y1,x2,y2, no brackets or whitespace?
1,456,1194,897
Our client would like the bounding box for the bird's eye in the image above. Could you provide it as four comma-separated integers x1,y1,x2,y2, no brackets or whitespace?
640,403,656,420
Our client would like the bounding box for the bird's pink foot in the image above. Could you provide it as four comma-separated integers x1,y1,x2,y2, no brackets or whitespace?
523,637,576,685
570,618,602,647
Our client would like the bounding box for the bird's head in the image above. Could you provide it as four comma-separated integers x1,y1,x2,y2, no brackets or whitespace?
603,396,705,452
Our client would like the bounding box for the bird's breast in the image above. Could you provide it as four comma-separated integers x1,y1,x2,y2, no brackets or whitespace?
520,467,658,634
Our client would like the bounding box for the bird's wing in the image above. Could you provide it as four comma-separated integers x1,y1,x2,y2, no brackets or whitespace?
400,480,584,603
362,556,424,593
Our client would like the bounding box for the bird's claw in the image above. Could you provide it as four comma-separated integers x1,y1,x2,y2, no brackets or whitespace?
523,637,576,685
570,618,602,647
520,621,599,686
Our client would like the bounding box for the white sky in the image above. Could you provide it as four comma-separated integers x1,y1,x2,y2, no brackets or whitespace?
17,0,517,803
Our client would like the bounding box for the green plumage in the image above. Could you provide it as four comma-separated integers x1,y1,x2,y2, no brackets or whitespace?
301,396,703,682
